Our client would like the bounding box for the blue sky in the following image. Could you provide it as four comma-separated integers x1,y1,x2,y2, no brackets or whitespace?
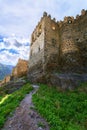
0,0,87,65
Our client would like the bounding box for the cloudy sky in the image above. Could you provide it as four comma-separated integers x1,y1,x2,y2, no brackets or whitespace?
0,0,87,65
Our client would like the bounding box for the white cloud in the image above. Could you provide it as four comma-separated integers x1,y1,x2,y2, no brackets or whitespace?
0,35,30,65
0,0,87,65
0,0,87,37
0,50,19,65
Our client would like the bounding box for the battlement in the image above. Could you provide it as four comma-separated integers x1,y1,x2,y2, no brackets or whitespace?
42,9,87,25
58,9,87,27
31,9,87,45
31,11,57,45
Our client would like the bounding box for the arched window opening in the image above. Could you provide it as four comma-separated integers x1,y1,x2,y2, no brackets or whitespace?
68,20,72,24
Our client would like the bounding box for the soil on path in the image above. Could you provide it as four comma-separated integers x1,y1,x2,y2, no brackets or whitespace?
2,85,50,130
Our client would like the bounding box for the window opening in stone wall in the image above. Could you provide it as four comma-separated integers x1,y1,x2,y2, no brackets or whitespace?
68,20,72,24
76,38,79,42
52,26,56,30
51,22,56,30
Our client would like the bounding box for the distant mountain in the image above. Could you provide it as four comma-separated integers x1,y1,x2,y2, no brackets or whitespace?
0,63,14,80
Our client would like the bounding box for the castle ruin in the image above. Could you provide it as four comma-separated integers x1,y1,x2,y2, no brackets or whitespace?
28,9,87,88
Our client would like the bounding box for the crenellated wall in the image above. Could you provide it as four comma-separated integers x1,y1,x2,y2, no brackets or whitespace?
28,9,87,83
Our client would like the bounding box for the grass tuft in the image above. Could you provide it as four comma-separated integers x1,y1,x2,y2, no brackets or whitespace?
32,83,87,130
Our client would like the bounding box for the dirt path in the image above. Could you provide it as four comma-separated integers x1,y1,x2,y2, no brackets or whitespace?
2,85,50,130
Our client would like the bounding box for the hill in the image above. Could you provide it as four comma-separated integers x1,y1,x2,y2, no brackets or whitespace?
0,81,87,129
0,63,13,80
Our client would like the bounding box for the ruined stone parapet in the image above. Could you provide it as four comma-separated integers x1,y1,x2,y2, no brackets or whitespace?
76,14,80,19
31,11,60,45
64,16,74,23
43,12,57,23
43,11,47,17
58,9,87,27
75,9,87,20
81,9,86,15
58,20,63,27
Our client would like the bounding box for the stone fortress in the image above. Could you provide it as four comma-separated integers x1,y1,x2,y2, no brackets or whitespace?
28,9,87,88
0,9,87,89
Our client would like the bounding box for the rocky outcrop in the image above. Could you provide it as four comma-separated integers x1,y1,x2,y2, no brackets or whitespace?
50,73,87,90
12,59,28,79
0,78,26,94
0,63,13,80
0,59,28,87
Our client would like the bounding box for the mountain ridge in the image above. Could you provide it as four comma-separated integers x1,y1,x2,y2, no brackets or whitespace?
0,63,14,80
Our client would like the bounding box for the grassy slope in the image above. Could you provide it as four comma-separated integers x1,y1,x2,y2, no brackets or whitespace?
32,83,87,130
0,83,33,128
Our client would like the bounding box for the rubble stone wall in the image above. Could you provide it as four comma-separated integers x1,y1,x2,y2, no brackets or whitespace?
28,9,87,85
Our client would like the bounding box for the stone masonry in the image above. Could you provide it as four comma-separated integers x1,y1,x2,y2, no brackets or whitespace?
28,9,87,88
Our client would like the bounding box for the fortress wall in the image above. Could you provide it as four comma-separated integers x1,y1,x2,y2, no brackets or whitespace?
44,16,60,71
29,32,44,67
28,17,45,81
59,12,87,73
75,13,87,72
59,20,80,72
28,10,87,84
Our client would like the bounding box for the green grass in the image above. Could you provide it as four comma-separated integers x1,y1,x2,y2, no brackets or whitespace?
0,83,33,128
32,83,87,130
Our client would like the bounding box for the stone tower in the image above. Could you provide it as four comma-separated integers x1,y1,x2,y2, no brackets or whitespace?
28,9,87,83
28,12,60,82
